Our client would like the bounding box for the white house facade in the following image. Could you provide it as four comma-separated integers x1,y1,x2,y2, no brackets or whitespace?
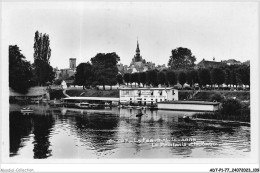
119,88,178,106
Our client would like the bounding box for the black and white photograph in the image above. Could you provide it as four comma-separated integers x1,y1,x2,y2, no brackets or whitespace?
0,1,259,172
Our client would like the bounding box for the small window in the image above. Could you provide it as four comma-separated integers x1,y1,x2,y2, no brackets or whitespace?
172,90,175,95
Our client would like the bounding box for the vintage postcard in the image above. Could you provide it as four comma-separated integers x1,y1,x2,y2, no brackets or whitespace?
1,1,259,172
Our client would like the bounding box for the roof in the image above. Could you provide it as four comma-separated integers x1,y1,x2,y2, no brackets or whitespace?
196,60,223,68
157,101,220,105
63,97,119,101
119,87,176,90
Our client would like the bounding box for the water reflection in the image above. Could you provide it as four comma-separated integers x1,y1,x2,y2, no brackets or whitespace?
9,104,250,159
32,115,54,159
9,112,33,157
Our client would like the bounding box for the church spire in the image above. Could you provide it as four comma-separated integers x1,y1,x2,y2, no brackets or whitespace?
136,40,140,55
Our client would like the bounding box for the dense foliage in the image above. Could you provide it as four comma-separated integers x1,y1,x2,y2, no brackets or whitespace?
168,47,196,70
122,64,250,89
9,45,33,93
33,31,55,86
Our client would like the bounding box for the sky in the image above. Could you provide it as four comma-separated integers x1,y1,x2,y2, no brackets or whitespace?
2,1,259,69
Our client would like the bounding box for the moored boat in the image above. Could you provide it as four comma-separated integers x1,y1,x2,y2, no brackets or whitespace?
20,107,33,113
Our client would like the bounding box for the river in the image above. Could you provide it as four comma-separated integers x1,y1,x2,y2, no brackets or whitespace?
9,104,250,159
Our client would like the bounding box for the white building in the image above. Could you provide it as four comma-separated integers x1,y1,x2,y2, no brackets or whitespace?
119,88,178,106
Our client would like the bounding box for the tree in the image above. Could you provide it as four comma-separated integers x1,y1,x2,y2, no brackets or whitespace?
74,62,93,89
133,73,140,87
211,68,226,89
230,69,237,88
33,31,55,86
138,72,146,87
166,70,177,86
9,45,33,93
157,71,166,86
124,73,130,86
91,52,120,90
146,71,151,86
129,73,134,87
225,68,231,87
168,47,196,70
198,68,211,87
236,65,250,87
221,99,242,116
178,71,187,89
186,70,199,87
116,74,123,86
147,70,158,87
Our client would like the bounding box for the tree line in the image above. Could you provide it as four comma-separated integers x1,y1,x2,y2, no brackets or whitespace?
120,64,250,89
74,52,120,90
9,31,55,93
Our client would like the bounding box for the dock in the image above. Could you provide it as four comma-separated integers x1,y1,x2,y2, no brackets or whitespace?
157,101,220,112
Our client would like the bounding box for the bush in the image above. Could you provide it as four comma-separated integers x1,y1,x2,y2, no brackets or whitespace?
209,92,224,102
53,79,62,85
221,99,242,116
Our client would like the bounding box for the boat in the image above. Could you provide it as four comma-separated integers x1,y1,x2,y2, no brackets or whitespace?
20,107,33,113
182,115,190,122
79,102,90,108
136,109,144,117
136,112,143,117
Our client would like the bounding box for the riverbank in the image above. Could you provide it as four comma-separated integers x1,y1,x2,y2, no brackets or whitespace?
65,89,119,98
64,89,249,101
179,90,250,101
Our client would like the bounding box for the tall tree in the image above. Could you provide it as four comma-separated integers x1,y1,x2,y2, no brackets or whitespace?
116,74,123,87
166,70,177,87
230,69,237,88
148,70,158,87
132,73,139,87
225,68,231,87
33,31,54,86
168,47,196,70
198,68,211,87
236,65,250,87
211,68,226,89
124,73,130,86
9,45,33,93
186,70,199,87
138,72,146,87
178,71,187,89
74,62,93,89
157,71,166,86
91,52,120,90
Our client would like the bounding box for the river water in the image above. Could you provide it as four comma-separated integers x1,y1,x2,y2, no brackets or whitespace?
9,104,250,159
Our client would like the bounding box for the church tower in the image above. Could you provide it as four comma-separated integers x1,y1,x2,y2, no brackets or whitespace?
134,40,142,62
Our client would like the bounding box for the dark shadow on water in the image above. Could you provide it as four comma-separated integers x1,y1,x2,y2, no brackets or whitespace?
32,114,54,159
9,112,33,157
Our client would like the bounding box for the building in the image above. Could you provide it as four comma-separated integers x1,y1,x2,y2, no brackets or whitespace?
119,88,178,106
222,59,241,66
117,40,166,74
69,58,77,70
127,41,156,73
55,59,76,80
195,58,224,69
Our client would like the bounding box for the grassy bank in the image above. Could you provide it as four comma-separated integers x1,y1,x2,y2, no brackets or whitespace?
192,99,250,122
179,90,250,101
65,89,119,98
192,111,250,123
